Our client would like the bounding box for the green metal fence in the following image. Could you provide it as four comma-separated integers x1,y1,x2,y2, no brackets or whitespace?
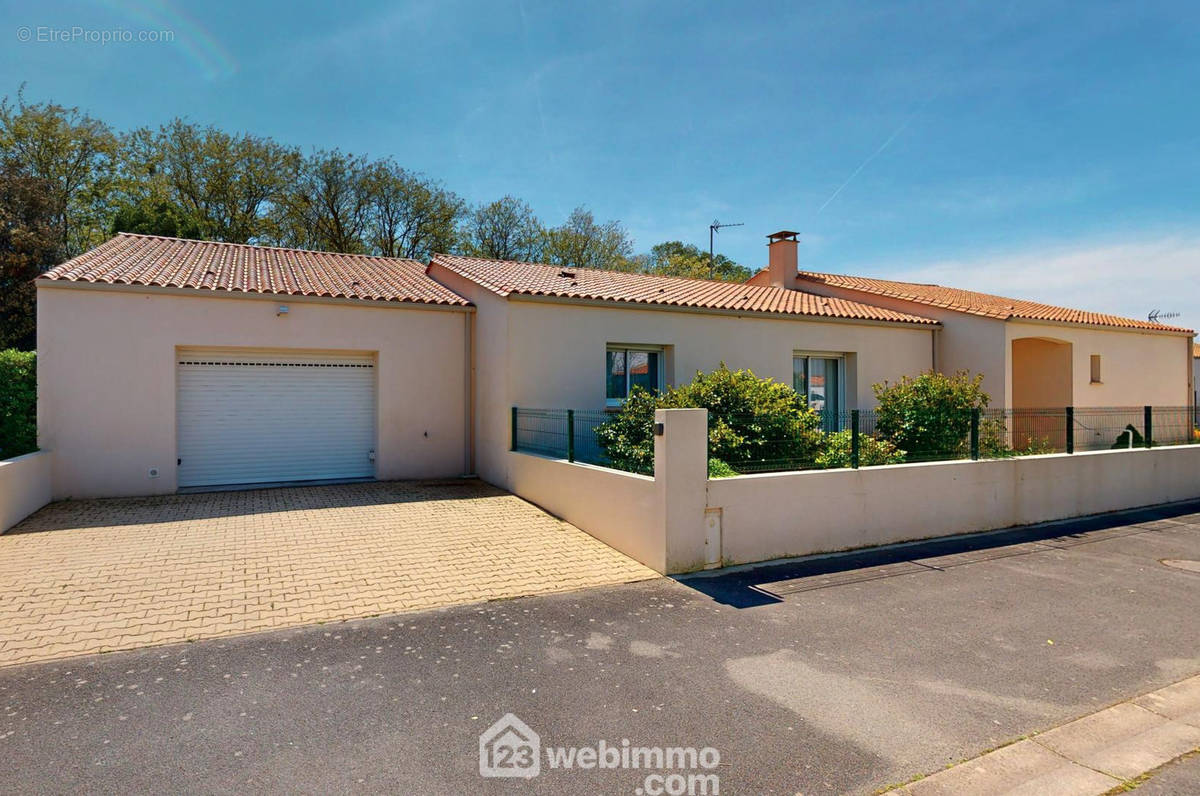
511,405,1199,477
511,407,615,468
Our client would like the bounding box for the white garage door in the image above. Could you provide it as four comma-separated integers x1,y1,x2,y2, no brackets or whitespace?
177,348,376,488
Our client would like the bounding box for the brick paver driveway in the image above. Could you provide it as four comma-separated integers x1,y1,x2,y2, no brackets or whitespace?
0,480,658,667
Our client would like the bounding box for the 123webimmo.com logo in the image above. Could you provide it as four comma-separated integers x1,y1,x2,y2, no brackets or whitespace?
479,712,721,794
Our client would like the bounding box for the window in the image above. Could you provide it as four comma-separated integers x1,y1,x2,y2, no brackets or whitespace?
606,346,663,406
1090,354,1102,384
793,354,844,429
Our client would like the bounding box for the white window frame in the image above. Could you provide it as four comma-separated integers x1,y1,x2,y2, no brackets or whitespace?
606,344,666,407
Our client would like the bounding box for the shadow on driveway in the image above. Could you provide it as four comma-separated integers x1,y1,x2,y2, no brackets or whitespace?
5,478,499,534
678,500,1200,608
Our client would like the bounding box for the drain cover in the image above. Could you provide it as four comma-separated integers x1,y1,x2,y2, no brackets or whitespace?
1160,559,1200,574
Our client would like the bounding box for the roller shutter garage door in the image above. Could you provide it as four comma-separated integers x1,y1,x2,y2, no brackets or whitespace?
177,348,377,488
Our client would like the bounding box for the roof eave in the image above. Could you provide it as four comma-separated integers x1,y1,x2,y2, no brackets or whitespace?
35,278,475,311
504,292,940,328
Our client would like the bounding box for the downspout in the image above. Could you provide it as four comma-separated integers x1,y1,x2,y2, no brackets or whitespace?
931,327,939,373
464,309,477,476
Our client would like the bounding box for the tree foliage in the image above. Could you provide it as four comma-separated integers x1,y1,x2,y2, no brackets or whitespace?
594,364,824,474
0,349,37,458
542,206,634,271
872,370,991,459
0,161,62,349
639,240,751,282
0,89,118,256
460,195,544,262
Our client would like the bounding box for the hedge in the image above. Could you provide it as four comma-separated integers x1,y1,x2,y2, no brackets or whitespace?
0,349,36,459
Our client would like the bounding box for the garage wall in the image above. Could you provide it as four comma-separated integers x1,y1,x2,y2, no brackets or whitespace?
37,286,470,499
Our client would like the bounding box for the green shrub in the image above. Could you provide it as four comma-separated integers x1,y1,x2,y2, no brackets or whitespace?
594,364,824,474
815,430,906,469
707,458,738,478
873,370,991,460
0,349,36,459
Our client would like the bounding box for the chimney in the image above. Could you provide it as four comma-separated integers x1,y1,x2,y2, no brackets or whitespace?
766,230,799,289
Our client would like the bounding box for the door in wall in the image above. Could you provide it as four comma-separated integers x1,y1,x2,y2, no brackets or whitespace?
176,348,376,488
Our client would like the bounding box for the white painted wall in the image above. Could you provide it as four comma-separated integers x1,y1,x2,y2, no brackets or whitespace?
37,285,471,499
501,409,1200,574
507,451,663,571
0,451,52,532
708,445,1200,567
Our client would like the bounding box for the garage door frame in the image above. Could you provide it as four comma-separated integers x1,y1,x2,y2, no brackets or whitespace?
175,346,379,489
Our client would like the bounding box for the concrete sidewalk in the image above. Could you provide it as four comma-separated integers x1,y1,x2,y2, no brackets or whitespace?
898,675,1200,794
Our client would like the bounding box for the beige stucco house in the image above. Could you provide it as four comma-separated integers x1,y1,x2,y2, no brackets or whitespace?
34,231,1195,499
747,232,1194,411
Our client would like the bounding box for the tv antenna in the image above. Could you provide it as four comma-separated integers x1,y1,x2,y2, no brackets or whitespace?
709,220,744,279
1148,309,1181,323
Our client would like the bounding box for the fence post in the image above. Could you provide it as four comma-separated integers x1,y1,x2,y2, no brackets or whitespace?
1065,406,1074,454
970,408,980,460
566,409,575,462
1144,405,1153,449
510,406,518,451
850,409,860,469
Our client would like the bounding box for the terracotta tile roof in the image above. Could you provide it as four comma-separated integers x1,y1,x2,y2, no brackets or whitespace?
39,234,470,306
797,271,1193,334
431,254,939,326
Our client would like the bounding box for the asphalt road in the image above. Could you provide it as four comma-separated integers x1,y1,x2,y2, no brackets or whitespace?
2,502,1199,794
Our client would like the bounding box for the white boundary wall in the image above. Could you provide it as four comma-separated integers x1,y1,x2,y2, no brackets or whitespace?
506,410,1200,574
0,451,52,532
707,445,1200,566
507,451,665,572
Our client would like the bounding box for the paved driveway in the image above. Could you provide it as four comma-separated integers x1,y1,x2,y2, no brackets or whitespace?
0,480,657,667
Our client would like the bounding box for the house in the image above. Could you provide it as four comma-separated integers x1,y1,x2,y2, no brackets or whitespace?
747,234,1194,411
34,230,1195,500
36,234,473,498
427,244,940,487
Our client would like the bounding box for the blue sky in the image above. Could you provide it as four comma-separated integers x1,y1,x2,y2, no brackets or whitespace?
4,0,1199,325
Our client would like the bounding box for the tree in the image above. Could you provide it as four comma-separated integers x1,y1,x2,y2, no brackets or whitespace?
639,240,751,282
0,89,118,256
542,207,633,270
0,163,62,349
141,118,300,243
459,195,545,261
0,162,62,350
273,149,370,253
594,364,824,474
872,370,992,460
361,160,463,260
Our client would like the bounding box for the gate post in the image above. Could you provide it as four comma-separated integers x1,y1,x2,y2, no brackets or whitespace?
1144,405,1153,449
1065,406,1074,454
